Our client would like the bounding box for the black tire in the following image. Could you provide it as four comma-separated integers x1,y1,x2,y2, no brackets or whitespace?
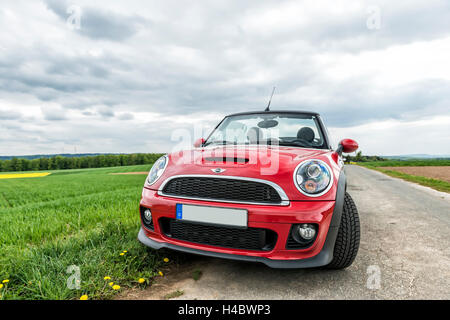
327,192,360,269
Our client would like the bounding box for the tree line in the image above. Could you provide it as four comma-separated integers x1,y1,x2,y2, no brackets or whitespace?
0,153,164,172
344,151,386,163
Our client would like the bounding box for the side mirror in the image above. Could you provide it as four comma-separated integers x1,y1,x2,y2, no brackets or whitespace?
337,139,358,155
194,138,205,148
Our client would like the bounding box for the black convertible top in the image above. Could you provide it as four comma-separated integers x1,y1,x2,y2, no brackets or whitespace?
226,110,321,117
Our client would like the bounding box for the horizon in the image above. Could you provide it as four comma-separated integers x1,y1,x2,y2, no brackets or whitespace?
1,151,450,159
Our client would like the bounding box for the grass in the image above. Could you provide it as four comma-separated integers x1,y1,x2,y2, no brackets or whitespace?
358,162,450,193
164,290,184,300
359,159,450,167
0,164,169,300
192,269,203,281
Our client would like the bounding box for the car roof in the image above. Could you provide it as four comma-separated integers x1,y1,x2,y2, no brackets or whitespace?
226,110,321,117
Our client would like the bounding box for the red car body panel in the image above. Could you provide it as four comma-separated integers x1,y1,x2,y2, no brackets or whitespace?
140,188,336,261
137,110,354,268
139,144,345,266
146,146,342,202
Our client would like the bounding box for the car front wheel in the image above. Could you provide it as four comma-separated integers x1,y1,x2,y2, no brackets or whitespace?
327,192,360,269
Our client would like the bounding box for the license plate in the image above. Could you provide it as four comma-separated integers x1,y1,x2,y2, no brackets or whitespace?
176,204,247,227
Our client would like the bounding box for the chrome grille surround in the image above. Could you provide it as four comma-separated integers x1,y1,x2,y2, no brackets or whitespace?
158,175,290,206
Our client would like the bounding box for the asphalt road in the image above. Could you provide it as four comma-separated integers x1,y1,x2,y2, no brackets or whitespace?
124,165,450,300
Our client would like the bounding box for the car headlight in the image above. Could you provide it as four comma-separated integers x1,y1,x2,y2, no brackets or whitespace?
294,159,333,197
147,155,168,185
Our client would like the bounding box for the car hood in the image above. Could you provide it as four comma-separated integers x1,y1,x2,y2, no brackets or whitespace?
149,145,341,201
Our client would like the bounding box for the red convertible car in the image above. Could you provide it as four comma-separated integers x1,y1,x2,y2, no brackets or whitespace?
138,111,360,269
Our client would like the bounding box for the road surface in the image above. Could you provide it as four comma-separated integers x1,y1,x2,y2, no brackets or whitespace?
122,165,450,300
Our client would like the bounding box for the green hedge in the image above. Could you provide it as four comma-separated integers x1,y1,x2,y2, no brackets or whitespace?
0,154,164,172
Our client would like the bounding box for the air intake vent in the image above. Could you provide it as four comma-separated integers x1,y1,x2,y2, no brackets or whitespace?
203,157,249,163
161,177,283,204
160,218,277,251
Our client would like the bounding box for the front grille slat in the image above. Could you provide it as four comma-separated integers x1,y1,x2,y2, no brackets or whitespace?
160,218,277,251
161,177,282,204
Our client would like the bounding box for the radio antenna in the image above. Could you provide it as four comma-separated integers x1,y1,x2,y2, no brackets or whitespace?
265,86,276,112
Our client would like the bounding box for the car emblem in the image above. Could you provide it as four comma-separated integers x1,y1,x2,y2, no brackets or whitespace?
211,168,226,174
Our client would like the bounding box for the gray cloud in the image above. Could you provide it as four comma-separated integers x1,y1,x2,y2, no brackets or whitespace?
0,109,22,120
41,106,67,121
117,113,134,120
0,0,449,155
97,106,115,118
45,0,149,41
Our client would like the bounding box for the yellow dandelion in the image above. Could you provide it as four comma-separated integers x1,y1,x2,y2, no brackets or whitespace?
2,279,9,283
108,282,114,286
80,295,88,300
138,278,145,284
104,276,111,280
112,285,121,290
0,284,3,289
123,250,128,253
158,271,164,276
163,258,169,263
119,253,125,256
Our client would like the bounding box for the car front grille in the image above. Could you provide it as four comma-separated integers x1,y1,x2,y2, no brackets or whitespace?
160,176,283,204
159,218,277,251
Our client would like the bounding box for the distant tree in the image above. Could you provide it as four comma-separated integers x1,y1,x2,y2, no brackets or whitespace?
355,151,363,162
39,158,49,170
10,158,21,171
2,160,12,172
30,159,40,171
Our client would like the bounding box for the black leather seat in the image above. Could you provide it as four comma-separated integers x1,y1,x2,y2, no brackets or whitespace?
297,127,315,143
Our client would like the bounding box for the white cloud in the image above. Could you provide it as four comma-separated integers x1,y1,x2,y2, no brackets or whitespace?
322,37,450,87
0,0,449,156
329,116,450,155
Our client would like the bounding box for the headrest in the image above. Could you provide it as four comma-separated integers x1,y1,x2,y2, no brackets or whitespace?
297,127,315,142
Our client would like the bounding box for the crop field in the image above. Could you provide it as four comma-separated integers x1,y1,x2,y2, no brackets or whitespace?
360,159,450,167
0,164,168,300
380,166,450,183
358,159,450,193
0,172,51,180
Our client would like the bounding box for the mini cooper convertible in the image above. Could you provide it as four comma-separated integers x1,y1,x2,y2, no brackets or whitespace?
138,111,360,269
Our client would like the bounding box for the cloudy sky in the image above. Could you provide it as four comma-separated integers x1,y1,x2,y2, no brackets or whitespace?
1,0,449,156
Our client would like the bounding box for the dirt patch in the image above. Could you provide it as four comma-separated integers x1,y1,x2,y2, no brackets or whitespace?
116,254,207,300
382,166,450,183
110,172,148,175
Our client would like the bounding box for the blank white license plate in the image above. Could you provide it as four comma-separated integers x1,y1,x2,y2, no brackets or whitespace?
176,204,247,227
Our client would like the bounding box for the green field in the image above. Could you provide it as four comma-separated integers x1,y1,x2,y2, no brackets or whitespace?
0,164,168,300
359,159,450,167
358,159,450,193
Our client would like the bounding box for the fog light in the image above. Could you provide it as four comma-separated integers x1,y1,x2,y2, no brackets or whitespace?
143,209,152,223
298,224,316,240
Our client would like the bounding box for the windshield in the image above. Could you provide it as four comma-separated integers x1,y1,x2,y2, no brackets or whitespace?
205,113,327,149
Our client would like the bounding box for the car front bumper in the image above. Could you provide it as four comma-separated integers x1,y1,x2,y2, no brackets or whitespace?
137,174,346,268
